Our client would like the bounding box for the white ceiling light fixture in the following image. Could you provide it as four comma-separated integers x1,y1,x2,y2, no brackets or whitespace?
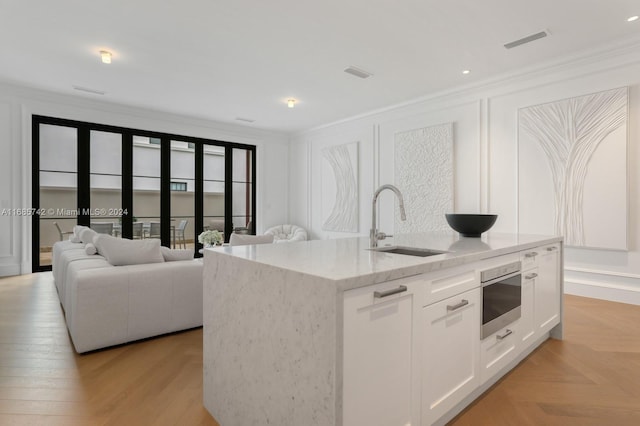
287,99,296,108
462,69,470,75
344,66,373,79
628,15,639,22
100,50,112,64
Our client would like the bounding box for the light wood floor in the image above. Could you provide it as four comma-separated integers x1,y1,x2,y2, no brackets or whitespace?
0,273,218,426
451,293,640,425
2,273,640,425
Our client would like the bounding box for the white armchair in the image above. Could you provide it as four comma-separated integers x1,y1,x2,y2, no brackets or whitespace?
264,224,308,243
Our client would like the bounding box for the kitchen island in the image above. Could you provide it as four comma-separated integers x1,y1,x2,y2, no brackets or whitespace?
202,232,563,426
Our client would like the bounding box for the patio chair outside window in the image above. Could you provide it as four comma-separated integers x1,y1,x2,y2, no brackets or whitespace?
53,222,73,241
175,220,188,249
132,222,143,240
91,222,114,235
149,222,161,239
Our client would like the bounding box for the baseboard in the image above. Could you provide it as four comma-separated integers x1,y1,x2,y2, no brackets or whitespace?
0,263,21,277
564,279,640,306
564,267,640,306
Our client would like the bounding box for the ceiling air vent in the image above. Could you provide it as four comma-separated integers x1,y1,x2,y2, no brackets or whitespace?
235,117,255,123
344,66,373,79
72,85,105,95
504,31,548,49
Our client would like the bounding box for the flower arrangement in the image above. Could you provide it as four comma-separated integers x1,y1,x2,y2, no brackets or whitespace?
198,230,223,247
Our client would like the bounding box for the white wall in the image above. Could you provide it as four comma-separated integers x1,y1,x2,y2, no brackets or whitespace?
0,82,290,276
289,39,640,305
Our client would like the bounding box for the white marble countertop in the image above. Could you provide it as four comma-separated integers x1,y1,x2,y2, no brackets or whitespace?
205,231,562,291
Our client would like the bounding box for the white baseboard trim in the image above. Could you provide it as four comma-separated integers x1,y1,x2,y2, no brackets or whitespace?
564,278,640,306
0,264,21,277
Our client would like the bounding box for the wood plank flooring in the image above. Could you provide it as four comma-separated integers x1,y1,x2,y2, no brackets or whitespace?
2,272,640,425
451,294,640,425
0,273,218,426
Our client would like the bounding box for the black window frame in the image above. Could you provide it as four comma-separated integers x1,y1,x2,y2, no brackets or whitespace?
32,115,256,272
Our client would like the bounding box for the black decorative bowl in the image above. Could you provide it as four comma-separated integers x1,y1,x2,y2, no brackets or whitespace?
445,214,497,237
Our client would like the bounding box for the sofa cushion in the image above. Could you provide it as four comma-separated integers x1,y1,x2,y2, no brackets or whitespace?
93,234,164,266
160,246,194,262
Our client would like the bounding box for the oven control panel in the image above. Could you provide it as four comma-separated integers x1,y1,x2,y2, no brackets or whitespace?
481,261,521,283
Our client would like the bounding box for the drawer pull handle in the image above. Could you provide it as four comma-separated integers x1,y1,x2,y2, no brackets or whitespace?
496,329,513,340
525,273,538,280
547,246,557,251
446,299,469,311
374,285,407,298
524,252,538,258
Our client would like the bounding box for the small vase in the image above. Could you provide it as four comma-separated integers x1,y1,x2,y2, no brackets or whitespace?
204,243,216,248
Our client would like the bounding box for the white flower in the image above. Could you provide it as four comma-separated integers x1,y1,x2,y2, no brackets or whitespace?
198,230,223,245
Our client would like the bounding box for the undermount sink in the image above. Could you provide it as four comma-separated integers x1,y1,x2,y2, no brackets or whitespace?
369,246,448,257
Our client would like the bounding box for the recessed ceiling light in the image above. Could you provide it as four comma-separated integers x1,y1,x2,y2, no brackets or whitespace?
462,70,470,75
628,15,639,22
100,50,112,64
287,99,296,108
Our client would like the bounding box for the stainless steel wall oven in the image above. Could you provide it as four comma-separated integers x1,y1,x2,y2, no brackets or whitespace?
481,261,522,339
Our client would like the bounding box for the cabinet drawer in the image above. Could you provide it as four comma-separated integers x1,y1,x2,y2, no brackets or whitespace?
520,243,559,270
480,321,519,384
344,277,418,311
520,249,540,270
423,264,479,306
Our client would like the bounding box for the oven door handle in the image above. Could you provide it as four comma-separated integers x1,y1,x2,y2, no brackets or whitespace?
482,269,521,286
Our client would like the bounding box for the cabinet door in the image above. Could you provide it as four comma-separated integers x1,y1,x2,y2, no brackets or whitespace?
343,281,418,426
422,288,481,425
520,269,538,348
536,245,561,334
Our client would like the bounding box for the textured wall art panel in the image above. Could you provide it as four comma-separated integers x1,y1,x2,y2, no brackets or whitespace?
394,123,453,233
321,142,359,232
518,87,628,249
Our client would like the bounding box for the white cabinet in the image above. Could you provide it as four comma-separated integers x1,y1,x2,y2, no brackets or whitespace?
343,278,420,426
519,269,538,348
480,321,519,383
343,241,562,426
536,244,561,334
422,287,481,425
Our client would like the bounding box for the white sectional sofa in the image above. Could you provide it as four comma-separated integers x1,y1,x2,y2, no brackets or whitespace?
52,230,203,353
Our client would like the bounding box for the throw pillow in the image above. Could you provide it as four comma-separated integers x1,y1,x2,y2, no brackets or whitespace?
85,243,97,255
93,234,165,266
73,225,88,237
160,246,194,262
79,227,98,244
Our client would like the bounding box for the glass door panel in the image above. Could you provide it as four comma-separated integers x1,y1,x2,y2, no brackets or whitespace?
232,148,253,233
39,124,77,266
90,130,122,236
203,144,225,240
133,136,161,240
170,140,195,249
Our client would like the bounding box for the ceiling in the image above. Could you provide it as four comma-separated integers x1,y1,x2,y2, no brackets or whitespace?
1,0,638,133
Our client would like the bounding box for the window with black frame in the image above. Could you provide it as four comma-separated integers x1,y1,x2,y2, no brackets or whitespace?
31,115,256,272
